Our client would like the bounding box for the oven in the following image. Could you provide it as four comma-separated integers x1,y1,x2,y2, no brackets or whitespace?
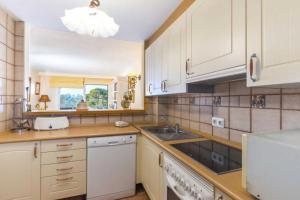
164,154,214,200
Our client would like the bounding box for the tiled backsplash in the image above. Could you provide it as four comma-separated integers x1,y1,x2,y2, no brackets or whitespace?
0,8,24,132
146,80,300,143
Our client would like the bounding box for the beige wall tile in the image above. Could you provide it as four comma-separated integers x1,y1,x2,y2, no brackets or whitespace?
0,60,6,78
181,105,190,119
0,26,6,44
15,51,24,66
6,47,14,64
167,104,174,117
230,96,239,107
15,22,24,36
121,115,133,122
213,127,229,139
158,103,168,116
214,83,229,96
6,15,15,34
144,114,154,122
69,117,80,125
6,104,13,120
14,80,23,96
6,63,14,80
282,88,300,94
230,129,248,143
265,95,281,109
95,115,109,124
230,80,250,95
213,107,229,127
109,115,121,123
200,106,212,124
145,103,153,115
0,121,6,132
181,119,190,128
252,87,281,95
230,108,250,132
81,116,95,124
190,121,200,131
0,104,6,121
200,123,212,134
6,80,14,95
282,95,300,110
282,110,300,130
133,114,145,123
189,105,199,122
0,9,7,28
174,105,181,118
15,36,24,51
14,66,23,80
0,43,6,61
252,109,280,133
0,78,6,95
239,96,251,107
6,32,14,49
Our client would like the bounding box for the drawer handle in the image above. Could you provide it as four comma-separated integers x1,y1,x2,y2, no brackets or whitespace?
56,167,73,171
56,143,73,147
56,177,73,182
56,155,73,160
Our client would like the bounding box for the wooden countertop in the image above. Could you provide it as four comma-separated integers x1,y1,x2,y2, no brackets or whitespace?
135,124,255,200
0,125,140,144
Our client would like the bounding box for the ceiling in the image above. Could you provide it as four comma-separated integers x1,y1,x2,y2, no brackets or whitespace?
0,0,182,41
30,27,144,77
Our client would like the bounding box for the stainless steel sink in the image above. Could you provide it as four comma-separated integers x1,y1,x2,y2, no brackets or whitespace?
142,125,202,141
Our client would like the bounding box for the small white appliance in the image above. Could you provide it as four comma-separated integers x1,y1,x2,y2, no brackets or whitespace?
164,153,214,200
87,135,136,200
34,116,69,130
242,130,300,200
115,121,129,127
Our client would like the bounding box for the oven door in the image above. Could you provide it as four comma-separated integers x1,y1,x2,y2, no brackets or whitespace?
165,174,192,200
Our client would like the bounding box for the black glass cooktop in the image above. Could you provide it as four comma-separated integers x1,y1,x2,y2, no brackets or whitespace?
172,140,242,174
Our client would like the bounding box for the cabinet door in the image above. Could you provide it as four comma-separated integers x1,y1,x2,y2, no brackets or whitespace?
145,46,154,96
141,136,164,200
247,0,300,87
0,142,40,200
186,0,245,78
152,38,164,95
165,13,187,94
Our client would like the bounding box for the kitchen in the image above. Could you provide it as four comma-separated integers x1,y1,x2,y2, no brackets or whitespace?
0,0,299,200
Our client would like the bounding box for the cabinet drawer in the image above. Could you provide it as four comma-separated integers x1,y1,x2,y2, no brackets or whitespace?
41,149,86,165
41,160,86,177
41,138,86,152
41,172,86,200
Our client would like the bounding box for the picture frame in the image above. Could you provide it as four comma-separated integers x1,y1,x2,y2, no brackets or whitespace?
35,82,40,95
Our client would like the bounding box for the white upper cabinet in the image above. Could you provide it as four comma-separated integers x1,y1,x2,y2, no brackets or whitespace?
247,0,300,87
145,13,187,96
186,0,246,82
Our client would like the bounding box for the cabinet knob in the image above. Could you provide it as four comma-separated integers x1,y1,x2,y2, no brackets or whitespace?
148,83,152,94
33,143,38,159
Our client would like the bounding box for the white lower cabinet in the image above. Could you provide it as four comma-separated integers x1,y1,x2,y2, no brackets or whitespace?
41,138,87,200
0,142,40,200
141,136,165,200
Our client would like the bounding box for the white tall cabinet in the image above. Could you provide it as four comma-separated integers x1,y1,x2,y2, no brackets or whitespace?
247,0,300,87
186,0,246,81
0,142,40,200
145,13,187,96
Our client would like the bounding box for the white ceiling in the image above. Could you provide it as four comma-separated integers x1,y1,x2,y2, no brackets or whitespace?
0,0,182,41
30,27,144,77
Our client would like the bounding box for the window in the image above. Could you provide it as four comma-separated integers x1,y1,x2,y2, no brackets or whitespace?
59,88,84,110
85,85,108,109
59,84,108,110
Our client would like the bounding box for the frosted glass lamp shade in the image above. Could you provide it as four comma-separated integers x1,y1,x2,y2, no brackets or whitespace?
61,7,119,38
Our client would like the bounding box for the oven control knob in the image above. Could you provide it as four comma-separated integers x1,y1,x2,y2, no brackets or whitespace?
180,178,185,186
190,187,196,196
185,184,191,192
196,193,203,200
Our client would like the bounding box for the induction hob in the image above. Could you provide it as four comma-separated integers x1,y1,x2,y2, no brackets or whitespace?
171,140,242,174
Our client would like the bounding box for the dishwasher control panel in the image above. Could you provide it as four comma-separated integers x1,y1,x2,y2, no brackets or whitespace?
87,135,136,147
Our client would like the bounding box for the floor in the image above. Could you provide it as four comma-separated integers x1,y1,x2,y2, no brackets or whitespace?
62,184,150,200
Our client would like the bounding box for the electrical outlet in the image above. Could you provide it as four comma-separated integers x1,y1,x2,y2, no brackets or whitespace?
212,117,225,128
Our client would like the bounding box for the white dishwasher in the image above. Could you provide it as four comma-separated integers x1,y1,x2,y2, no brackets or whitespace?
87,135,136,200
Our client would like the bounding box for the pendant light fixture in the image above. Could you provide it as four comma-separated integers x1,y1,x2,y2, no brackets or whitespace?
61,0,119,38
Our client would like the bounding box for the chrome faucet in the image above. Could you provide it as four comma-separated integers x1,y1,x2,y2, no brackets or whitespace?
174,123,180,134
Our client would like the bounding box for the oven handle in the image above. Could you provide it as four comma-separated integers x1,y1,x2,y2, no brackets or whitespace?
166,175,188,200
